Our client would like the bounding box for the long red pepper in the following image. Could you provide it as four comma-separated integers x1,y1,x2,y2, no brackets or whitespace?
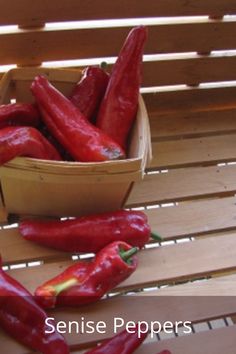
85,325,148,354
19,210,162,253
0,126,61,165
69,65,109,122
35,241,138,309
96,26,148,150
31,75,125,162
0,257,69,354
0,103,40,129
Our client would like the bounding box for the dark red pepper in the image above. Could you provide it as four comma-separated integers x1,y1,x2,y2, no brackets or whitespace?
0,257,69,354
19,210,162,253
0,126,61,165
69,65,109,122
0,103,40,129
85,324,148,354
96,26,148,150
35,241,138,309
31,75,125,162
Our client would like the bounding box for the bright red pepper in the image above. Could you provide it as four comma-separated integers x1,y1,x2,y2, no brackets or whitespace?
0,257,69,354
69,65,109,122
35,241,138,309
0,126,61,165
0,103,40,129
31,75,125,162
19,210,162,253
96,26,148,150
85,325,148,354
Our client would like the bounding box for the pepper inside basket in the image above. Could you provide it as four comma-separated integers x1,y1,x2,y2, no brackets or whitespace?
0,67,152,217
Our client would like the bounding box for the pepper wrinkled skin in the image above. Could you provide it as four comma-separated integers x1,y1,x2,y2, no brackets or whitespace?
96,26,148,150
19,210,151,253
31,75,125,162
0,257,69,354
69,66,109,122
35,241,138,309
0,102,40,129
0,126,61,165
85,325,148,354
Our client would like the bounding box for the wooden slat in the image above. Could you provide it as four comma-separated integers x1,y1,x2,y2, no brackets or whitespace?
76,325,236,354
127,165,236,207
6,233,236,293
1,19,236,65
144,86,236,115
150,134,236,169
147,196,236,239
0,0,236,26
1,282,236,353
150,108,236,140
144,53,236,87
2,196,236,264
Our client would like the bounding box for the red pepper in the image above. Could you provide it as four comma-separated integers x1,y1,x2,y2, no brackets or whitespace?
0,257,69,354
69,65,109,122
96,26,148,150
31,75,125,162
0,103,40,129
0,126,61,165
85,325,148,354
35,241,138,309
19,210,162,253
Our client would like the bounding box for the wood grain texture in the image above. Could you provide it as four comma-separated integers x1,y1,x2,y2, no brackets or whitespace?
6,233,236,293
0,0,235,25
144,53,236,87
127,165,236,206
150,108,236,140
0,19,236,65
1,196,236,264
1,285,236,353
150,134,236,169
76,325,236,354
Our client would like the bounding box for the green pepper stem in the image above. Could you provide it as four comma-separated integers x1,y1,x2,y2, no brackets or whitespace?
150,232,163,242
120,247,139,263
52,278,78,296
100,61,108,70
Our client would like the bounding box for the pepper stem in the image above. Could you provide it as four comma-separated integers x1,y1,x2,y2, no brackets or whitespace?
51,278,78,296
100,61,108,70
150,232,163,242
120,247,138,263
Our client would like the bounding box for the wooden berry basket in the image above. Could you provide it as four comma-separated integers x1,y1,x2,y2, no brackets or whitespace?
1,0,236,353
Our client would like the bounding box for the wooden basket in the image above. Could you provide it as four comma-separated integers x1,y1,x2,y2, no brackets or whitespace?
0,67,152,217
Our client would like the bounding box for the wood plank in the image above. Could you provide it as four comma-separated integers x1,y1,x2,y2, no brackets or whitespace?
143,86,236,115
1,19,236,65
6,233,236,293
76,325,236,354
150,134,236,169
144,53,236,87
2,196,236,265
0,192,7,224
0,0,235,26
150,109,236,140
127,165,236,207
1,282,236,353
146,196,236,239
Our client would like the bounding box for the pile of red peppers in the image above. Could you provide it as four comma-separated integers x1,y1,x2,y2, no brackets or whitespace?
0,25,172,354
0,25,147,165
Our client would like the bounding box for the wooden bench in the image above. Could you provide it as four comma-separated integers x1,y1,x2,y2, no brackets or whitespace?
1,1,236,352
